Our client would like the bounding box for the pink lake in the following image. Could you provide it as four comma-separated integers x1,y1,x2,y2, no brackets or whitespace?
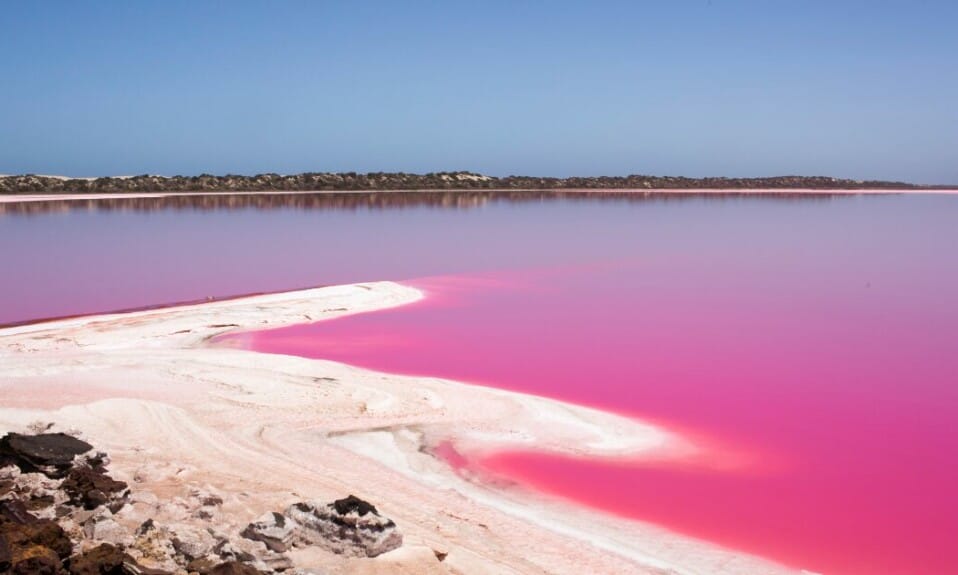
5,193,958,574
224,204,958,575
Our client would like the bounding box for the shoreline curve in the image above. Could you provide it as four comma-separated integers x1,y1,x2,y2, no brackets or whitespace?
0,281,802,575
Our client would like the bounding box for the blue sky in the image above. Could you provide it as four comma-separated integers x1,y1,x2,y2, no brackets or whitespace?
1,1,956,183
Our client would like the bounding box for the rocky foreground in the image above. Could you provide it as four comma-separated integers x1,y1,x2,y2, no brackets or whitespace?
0,171,930,194
0,431,402,574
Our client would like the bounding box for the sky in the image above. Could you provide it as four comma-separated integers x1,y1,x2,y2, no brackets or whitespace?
1,1,955,183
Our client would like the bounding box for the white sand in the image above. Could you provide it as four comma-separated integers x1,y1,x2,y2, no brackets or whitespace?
0,282,803,574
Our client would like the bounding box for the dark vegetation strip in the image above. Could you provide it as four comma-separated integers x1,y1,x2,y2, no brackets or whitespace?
0,171,938,196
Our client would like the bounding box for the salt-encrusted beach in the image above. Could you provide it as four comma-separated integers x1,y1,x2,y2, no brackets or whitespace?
0,282,802,574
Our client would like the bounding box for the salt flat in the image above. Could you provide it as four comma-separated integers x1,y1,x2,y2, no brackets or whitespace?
0,281,799,574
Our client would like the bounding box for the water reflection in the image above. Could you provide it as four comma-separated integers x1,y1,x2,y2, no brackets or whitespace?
0,190,844,216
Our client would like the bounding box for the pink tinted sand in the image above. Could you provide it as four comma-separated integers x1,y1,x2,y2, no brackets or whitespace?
234,262,958,575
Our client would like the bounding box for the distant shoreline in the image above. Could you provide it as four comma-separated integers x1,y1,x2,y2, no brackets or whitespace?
3,187,957,205
2,171,954,195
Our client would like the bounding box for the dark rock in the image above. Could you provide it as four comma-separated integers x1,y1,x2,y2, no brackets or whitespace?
333,494,377,517
66,544,170,575
1,499,39,525
0,434,162,574
193,508,214,520
1,496,71,572
1,520,73,559
203,561,265,575
0,433,93,477
0,533,11,571
26,493,57,511
67,543,127,574
199,494,223,507
61,467,128,511
135,519,155,536
9,543,64,574
82,452,110,473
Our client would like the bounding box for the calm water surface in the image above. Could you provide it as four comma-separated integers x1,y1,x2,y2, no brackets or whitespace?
4,193,957,574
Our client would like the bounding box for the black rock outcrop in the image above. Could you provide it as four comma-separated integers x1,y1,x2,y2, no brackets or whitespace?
66,543,134,575
61,467,128,512
2,430,397,573
0,497,73,574
0,433,93,477
333,494,378,517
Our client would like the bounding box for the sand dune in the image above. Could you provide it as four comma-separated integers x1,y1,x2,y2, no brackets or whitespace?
0,282,800,574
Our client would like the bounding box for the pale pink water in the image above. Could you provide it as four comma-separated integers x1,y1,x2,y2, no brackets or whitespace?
229,218,958,574
6,194,958,574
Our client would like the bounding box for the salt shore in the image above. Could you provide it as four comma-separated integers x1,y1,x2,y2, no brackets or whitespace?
0,282,803,574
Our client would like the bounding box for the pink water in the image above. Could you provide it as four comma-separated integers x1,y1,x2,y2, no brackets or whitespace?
6,194,958,573
231,243,958,573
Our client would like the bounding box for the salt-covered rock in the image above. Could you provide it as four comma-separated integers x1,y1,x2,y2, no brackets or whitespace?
6,470,65,519
188,488,224,521
258,551,294,571
127,519,177,571
82,510,132,546
284,495,402,558
240,511,296,553
170,525,216,561
128,522,179,573
0,464,20,482
212,538,258,564
10,471,63,503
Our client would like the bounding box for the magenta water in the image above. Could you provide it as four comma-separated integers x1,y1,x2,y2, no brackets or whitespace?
5,194,958,573
225,198,957,575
